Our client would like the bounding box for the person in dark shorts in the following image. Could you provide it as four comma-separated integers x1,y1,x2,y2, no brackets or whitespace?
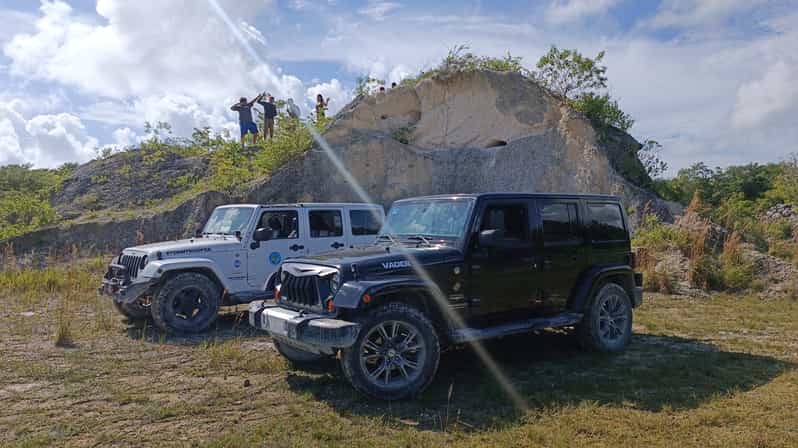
258,94,277,139
231,95,261,145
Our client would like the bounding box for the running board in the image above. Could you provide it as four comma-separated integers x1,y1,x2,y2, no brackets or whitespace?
449,312,584,344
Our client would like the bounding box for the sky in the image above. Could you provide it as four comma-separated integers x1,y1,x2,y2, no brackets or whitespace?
0,0,796,176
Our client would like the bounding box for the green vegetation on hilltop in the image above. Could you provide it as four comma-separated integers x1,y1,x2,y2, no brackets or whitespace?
0,115,324,241
0,163,75,240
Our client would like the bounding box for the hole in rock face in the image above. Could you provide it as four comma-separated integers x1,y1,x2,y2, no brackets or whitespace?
380,115,388,120
485,139,508,148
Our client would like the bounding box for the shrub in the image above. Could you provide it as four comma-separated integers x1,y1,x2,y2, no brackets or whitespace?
688,255,723,291
632,214,689,253
719,232,756,292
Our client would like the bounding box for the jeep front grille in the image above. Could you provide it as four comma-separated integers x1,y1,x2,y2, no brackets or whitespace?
119,254,146,279
281,272,321,308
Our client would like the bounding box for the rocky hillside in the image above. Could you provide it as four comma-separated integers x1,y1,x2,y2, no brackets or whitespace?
246,71,677,221
8,70,679,254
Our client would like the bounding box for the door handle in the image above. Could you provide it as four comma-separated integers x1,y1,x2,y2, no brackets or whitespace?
289,244,304,251
331,242,344,249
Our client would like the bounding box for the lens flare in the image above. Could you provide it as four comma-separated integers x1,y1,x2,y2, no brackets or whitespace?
204,0,527,411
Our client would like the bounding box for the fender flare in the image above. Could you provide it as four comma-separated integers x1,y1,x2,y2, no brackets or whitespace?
568,264,636,312
332,276,428,310
143,258,232,291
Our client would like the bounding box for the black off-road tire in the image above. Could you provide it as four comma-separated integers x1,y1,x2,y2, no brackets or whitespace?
151,272,221,333
340,302,440,401
112,298,151,321
273,339,325,365
577,282,633,352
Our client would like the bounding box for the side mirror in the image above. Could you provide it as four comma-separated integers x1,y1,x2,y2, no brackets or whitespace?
194,228,203,238
253,227,272,242
478,229,503,247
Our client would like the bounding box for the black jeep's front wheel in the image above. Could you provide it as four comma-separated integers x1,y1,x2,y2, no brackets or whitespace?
151,272,221,333
340,302,440,401
577,282,633,352
112,297,151,321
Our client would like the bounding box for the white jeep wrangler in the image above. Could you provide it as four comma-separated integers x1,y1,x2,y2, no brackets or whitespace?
100,203,384,333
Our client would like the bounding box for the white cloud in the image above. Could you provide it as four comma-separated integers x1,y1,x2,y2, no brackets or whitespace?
111,127,138,148
305,79,351,115
545,0,619,24
649,0,765,29
0,99,98,168
0,118,24,166
732,61,798,128
2,0,296,119
357,1,401,21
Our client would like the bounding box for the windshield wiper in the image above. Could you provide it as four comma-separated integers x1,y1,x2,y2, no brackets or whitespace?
377,234,400,245
405,235,433,246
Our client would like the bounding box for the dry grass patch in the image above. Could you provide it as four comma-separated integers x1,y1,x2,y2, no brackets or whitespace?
1,263,797,447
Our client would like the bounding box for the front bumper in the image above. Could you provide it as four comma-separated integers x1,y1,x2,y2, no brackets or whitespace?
248,300,360,355
98,275,154,304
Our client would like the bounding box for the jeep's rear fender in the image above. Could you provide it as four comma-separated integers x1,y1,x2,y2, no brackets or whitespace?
145,258,231,291
568,265,638,311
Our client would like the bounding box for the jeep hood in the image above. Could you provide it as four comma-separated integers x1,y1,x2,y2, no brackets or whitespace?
287,244,462,277
123,236,240,258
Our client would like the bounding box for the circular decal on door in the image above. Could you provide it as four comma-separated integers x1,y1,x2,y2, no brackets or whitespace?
233,259,241,269
269,251,282,265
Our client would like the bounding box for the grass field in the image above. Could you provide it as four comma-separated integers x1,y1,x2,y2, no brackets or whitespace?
1,259,797,447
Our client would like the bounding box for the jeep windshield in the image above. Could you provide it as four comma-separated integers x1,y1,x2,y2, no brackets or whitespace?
379,198,475,243
202,207,254,235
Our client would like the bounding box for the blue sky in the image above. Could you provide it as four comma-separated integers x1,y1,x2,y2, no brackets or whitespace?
1,0,797,175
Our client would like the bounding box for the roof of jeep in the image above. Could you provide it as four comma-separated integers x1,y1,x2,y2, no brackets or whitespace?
394,192,622,202
216,203,382,209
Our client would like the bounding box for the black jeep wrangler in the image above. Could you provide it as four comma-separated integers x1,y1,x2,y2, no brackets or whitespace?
249,193,643,400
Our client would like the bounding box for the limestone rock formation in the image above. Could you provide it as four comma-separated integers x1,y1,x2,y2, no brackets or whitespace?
247,70,678,225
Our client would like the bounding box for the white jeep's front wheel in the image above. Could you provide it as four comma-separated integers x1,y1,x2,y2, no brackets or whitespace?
151,272,221,333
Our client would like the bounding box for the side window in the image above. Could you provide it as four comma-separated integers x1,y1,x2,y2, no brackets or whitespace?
309,210,343,238
540,202,580,245
480,203,528,242
588,202,627,242
350,209,382,236
257,211,299,239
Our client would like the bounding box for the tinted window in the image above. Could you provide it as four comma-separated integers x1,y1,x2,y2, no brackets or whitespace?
541,202,580,243
257,210,299,239
480,204,527,241
309,210,343,238
588,203,627,241
350,209,382,235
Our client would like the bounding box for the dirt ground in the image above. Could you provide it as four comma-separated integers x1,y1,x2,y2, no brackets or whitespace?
1,262,797,447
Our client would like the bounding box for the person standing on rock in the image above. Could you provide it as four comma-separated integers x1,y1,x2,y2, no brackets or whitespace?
315,94,330,121
231,95,261,146
258,94,277,140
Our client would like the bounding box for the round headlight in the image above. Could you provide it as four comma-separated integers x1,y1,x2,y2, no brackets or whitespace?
141,255,148,269
330,272,341,293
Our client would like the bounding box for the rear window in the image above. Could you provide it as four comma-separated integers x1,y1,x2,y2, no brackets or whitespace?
309,210,343,238
588,203,627,242
540,202,580,244
350,209,382,235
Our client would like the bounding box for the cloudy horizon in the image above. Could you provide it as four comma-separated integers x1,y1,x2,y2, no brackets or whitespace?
1,0,796,176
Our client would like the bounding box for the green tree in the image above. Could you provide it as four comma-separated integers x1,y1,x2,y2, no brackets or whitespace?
535,46,607,100
570,92,634,132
